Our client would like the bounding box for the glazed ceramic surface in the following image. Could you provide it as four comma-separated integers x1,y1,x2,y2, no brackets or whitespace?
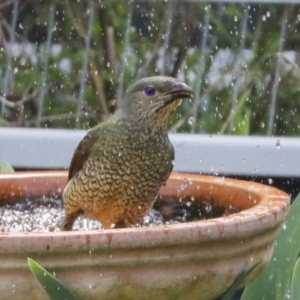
0,171,290,300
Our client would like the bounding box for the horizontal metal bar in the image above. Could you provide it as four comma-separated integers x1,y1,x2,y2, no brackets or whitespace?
0,128,299,177
172,134,300,177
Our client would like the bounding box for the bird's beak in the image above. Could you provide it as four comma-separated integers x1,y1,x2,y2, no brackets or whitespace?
160,82,193,107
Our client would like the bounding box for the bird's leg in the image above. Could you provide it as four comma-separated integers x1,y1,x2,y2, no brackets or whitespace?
61,209,84,231
113,215,144,229
113,220,127,229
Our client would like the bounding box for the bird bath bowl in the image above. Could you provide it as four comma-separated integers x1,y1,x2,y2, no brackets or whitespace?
0,171,290,300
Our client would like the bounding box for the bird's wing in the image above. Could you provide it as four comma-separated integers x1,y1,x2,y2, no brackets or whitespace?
68,123,107,181
167,139,175,179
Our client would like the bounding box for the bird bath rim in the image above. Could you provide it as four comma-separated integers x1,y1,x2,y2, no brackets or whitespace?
0,171,290,251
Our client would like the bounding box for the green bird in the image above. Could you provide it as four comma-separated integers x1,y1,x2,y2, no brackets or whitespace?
62,76,193,230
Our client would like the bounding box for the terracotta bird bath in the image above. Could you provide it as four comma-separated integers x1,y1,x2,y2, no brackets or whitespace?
0,171,290,300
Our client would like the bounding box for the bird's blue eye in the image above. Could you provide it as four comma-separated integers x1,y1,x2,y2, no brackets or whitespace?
144,86,155,96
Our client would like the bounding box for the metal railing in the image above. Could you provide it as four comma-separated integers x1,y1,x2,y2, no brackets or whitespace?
1,126,300,177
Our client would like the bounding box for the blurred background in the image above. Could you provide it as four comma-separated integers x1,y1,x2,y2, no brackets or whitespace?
0,0,299,136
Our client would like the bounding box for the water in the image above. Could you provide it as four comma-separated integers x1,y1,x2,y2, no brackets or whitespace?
188,116,195,125
0,196,238,233
0,198,101,232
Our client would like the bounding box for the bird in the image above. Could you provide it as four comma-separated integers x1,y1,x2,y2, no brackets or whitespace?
61,76,193,230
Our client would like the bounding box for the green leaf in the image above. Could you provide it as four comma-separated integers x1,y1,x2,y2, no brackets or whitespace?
234,107,251,136
241,193,300,300
221,262,261,300
28,258,79,300
291,257,300,300
0,160,15,173
233,88,251,136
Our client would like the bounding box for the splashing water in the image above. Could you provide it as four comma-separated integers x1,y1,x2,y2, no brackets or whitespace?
0,196,239,233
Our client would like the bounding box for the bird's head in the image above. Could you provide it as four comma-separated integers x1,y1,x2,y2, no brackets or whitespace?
119,76,193,128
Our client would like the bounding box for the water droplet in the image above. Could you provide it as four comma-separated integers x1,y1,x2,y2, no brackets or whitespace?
188,117,195,125
276,140,281,149
186,202,191,207
171,160,175,166
242,157,247,162
180,184,187,191
282,222,287,230
268,178,273,185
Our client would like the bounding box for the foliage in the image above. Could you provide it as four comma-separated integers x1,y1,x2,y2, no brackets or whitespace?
0,160,15,173
240,192,300,300
28,258,79,300
291,257,300,299
220,263,260,300
0,2,300,135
